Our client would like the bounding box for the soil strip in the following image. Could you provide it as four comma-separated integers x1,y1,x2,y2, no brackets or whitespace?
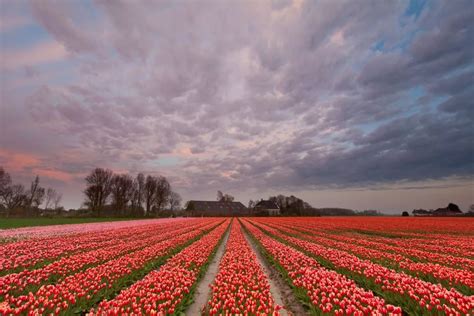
186,227,231,315
243,228,308,316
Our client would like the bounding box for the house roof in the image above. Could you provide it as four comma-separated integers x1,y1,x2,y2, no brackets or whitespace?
255,200,279,209
186,200,247,213
432,208,462,214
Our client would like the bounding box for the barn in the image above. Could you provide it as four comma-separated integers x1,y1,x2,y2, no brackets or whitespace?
186,200,249,217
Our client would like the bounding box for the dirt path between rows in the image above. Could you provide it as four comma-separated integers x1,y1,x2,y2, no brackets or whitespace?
186,228,230,315
244,228,309,316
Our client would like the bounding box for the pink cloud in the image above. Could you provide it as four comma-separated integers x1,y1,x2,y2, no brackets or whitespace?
0,149,40,172
0,149,75,183
32,168,74,182
1,40,67,69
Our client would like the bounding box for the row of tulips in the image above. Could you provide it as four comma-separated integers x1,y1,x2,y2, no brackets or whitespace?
263,217,474,256
241,219,402,315
205,220,280,315
330,229,472,271
0,218,185,274
273,219,474,267
263,221,474,294
0,220,214,298
88,219,231,315
270,218,474,260
0,219,222,315
270,216,474,235
250,220,474,315
342,232,474,260
0,218,178,240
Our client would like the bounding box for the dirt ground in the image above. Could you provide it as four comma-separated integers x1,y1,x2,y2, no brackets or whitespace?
186,224,307,316
186,229,230,315
244,230,309,316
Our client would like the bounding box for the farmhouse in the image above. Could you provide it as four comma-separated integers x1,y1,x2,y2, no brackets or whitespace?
431,207,463,217
186,200,249,217
412,203,463,217
254,200,280,216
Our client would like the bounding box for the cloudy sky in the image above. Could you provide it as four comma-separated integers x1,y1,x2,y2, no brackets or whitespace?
1,0,473,213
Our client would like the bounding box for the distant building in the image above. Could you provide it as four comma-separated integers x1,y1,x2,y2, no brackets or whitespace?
412,209,431,216
186,200,249,217
431,207,463,217
412,203,463,217
254,200,280,216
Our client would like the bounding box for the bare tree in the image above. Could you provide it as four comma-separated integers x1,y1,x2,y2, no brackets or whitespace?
248,200,255,208
44,187,62,211
131,173,145,216
3,184,27,210
0,167,11,191
143,175,172,216
111,174,134,215
53,193,62,210
25,176,45,216
27,176,44,207
137,173,145,207
84,168,113,216
217,190,234,202
81,169,180,218
44,188,56,210
144,175,158,216
168,191,182,211
84,185,99,211
154,176,171,215
269,194,286,210
268,194,306,215
1,169,45,216
0,167,12,208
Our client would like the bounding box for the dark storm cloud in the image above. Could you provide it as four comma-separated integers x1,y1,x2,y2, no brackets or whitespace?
174,0,474,193
293,113,473,185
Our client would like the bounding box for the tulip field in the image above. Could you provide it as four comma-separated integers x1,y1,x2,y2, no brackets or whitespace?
0,217,473,315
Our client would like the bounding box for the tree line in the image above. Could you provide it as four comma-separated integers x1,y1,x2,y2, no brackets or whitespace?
216,190,234,202
0,167,62,217
248,194,312,216
83,168,181,217
248,194,383,216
